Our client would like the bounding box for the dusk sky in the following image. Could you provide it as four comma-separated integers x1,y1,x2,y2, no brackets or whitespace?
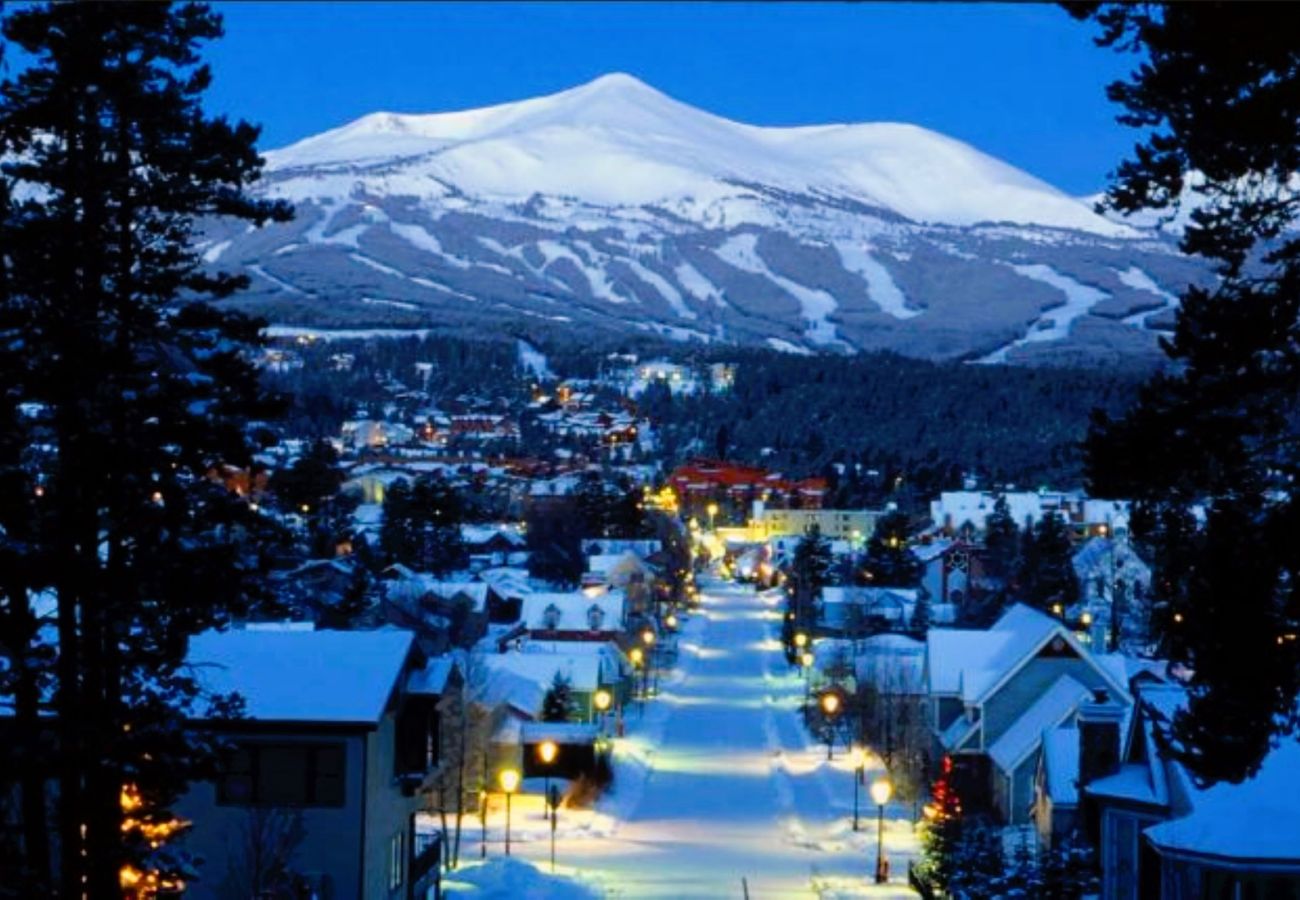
202,2,1142,196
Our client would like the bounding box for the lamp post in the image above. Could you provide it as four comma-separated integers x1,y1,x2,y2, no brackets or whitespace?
800,650,814,709
819,690,841,760
593,688,612,734
537,741,558,826
870,775,893,884
629,647,644,715
499,769,520,856
707,501,719,531
849,746,867,832
641,627,656,699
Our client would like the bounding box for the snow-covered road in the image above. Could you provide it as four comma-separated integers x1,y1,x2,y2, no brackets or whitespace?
498,580,920,898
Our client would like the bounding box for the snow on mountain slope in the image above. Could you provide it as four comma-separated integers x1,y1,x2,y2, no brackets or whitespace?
266,73,1127,236
205,73,1211,365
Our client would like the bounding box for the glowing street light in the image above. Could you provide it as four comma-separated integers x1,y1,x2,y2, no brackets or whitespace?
871,775,894,883
794,632,809,649
537,741,559,829
665,612,679,630
499,769,520,855
849,746,867,832
593,687,613,736
819,690,842,759
707,501,719,530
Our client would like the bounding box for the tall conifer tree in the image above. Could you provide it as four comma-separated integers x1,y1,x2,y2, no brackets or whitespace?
0,3,290,893
1072,3,1300,782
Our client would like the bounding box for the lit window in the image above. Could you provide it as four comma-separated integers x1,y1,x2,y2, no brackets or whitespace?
389,829,405,891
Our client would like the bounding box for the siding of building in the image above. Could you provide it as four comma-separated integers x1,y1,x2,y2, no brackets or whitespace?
176,730,367,900
982,654,1109,748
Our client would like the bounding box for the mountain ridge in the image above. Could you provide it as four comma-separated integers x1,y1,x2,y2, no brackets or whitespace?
201,73,1208,364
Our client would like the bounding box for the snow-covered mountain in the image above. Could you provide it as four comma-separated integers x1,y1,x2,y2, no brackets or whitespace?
202,73,1209,364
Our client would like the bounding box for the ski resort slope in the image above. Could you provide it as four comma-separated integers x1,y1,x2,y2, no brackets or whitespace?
477,580,919,899
265,72,1127,238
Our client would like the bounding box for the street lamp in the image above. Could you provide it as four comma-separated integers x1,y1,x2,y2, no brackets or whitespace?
870,775,894,884
801,650,815,707
499,769,520,856
707,501,719,531
629,646,645,713
641,628,656,699
794,631,808,650
593,688,612,732
537,741,558,827
849,746,867,832
819,690,842,760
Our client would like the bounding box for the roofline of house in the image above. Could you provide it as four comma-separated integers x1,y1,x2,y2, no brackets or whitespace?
1144,836,1300,872
973,620,1132,708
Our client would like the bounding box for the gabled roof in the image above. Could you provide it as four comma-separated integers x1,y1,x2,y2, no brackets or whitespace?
483,650,604,693
940,714,980,752
989,674,1091,774
520,591,626,632
187,628,416,725
926,604,1130,706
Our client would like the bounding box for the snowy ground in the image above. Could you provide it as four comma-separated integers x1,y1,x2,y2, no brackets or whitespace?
449,579,920,898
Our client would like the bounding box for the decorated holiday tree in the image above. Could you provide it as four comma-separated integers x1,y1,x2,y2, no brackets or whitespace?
916,755,964,893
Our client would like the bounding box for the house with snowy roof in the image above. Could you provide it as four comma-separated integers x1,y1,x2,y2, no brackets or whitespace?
176,627,454,900
519,590,628,641
1083,683,1300,899
924,603,1132,824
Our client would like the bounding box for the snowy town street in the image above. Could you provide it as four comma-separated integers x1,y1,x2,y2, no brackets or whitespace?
449,578,919,898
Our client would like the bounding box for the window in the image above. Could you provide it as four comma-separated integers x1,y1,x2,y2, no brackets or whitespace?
388,829,405,891
543,603,562,630
217,742,345,807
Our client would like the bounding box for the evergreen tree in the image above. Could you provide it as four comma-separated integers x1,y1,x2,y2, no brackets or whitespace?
789,523,833,628
270,438,342,514
0,3,291,894
541,672,577,722
1017,513,1079,611
862,511,920,587
380,477,467,576
916,755,964,894
983,494,1021,581
526,500,586,588
1072,3,1300,781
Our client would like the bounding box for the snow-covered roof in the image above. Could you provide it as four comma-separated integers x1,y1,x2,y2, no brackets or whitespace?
408,656,456,695
1042,726,1081,806
483,650,604,693
939,714,979,752
520,591,626,633
926,604,1106,703
187,628,416,725
586,551,650,577
989,674,1091,774
462,524,526,547
520,721,599,744
479,668,546,717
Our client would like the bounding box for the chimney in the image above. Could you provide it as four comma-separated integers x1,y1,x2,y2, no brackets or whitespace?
1077,688,1124,788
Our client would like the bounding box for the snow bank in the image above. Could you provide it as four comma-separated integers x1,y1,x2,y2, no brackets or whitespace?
442,858,602,899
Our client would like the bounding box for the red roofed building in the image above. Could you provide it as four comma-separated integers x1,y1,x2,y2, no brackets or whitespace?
667,459,827,519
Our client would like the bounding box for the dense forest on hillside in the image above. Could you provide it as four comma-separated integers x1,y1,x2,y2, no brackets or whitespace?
633,348,1141,498
265,333,1141,494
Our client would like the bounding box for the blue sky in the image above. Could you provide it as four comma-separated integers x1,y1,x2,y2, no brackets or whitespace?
200,2,1137,196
